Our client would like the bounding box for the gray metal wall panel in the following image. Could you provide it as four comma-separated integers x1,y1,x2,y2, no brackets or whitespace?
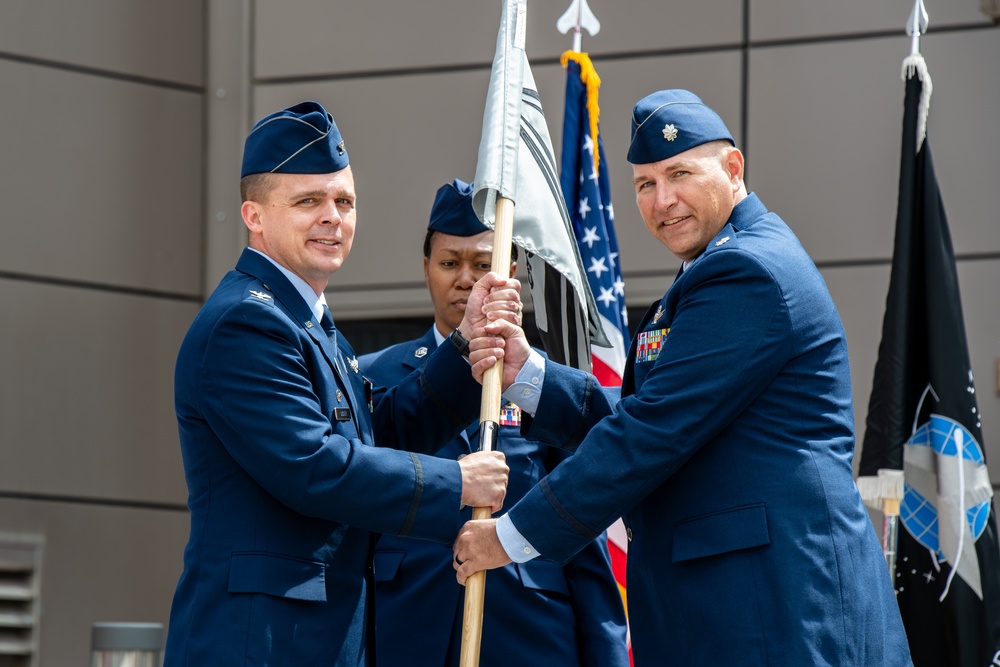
0,499,186,666
822,264,892,475
751,0,990,42
824,260,1000,482
0,61,204,294
0,280,193,504
559,0,743,58
252,0,742,79
746,31,1000,263
0,0,204,85
747,37,901,262
956,259,1000,482
253,0,495,79
909,30,1000,255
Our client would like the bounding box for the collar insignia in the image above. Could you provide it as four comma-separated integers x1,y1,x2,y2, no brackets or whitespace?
714,236,731,247
349,357,359,374
415,346,428,359
249,290,272,301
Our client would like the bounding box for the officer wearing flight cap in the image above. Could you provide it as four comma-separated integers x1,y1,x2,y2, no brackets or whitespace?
358,179,629,667
164,102,516,666
452,90,913,665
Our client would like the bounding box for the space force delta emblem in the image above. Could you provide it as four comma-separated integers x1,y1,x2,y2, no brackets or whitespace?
499,402,521,427
636,328,669,363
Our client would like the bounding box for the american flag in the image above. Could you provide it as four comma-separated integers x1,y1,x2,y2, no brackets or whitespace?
559,52,627,385
559,50,632,660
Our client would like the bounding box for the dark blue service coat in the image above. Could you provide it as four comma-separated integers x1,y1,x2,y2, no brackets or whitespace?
360,332,629,667
508,194,912,666
360,329,628,667
164,249,482,666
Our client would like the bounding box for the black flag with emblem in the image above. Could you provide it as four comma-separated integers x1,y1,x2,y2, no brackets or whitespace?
858,53,1000,666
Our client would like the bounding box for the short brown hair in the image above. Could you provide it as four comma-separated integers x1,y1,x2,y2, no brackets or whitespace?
240,172,277,203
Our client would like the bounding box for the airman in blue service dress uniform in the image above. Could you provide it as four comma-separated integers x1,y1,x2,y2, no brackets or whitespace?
164,102,513,667
453,90,914,666
359,180,629,667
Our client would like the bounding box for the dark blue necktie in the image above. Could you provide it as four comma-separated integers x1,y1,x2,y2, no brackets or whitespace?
321,304,361,432
320,305,340,360
320,305,336,337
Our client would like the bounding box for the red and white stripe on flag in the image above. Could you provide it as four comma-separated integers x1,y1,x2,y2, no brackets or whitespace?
560,50,632,662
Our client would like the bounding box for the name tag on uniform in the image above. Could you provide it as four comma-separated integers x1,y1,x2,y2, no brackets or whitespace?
636,328,669,363
334,407,352,422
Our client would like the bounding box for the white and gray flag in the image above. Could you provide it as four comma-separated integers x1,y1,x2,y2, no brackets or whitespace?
472,0,608,371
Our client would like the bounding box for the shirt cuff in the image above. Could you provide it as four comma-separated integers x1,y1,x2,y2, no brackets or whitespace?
501,349,545,416
496,513,540,563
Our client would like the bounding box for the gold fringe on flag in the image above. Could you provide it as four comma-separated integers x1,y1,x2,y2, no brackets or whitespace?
560,50,602,174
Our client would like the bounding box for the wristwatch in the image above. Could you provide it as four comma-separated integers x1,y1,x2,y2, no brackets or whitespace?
449,327,471,358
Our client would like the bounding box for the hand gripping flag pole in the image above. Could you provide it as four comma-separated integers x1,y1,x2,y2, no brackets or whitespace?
463,2,607,661
460,3,524,664
459,195,513,667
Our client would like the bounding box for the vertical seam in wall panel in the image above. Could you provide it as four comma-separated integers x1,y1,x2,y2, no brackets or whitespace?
741,0,751,178
248,0,258,127
201,0,211,302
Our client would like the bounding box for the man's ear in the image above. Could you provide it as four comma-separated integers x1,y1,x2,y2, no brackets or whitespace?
508,261,517,279
241,200,261,232
725,147,745,189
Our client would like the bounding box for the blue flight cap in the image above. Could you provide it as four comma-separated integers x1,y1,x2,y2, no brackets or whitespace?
427,179,489,236
240,101,349,178
627,89,734,165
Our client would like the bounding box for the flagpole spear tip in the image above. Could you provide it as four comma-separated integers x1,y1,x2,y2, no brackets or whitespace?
906,0,929,55
557,0,601,52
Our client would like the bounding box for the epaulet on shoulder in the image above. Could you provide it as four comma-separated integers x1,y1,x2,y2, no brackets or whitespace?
710,233,735,250
696,230,740,264
244,286,276,308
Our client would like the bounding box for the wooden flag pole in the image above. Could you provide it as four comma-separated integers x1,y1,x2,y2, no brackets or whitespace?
459,194,515,667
